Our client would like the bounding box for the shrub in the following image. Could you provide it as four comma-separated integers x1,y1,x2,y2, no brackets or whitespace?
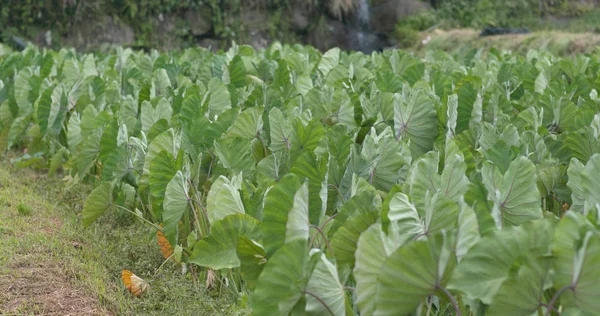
394,25,420,48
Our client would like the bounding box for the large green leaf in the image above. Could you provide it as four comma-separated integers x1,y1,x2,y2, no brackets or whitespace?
208,78,231,117
481,156,543,226
567,158,586,213
227,106,264,139
393,88,438,158
486,252,552,316
82,182,114,227
162,171,189,247
252,239,308,316
214,137,254,175
552,212,600,314
305,252,346,316
140,98,172,135
330,211,378,267
268,107,292,151
375,232,456,316
580,154,600,209
206,174,246,224
149,150,182,203
77,129,102,176
236,236,267,290
189,214,259,270
354,223,402,315
448,227,525,304
261,174,305,257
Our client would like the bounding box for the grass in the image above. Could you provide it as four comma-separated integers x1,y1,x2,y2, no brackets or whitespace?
0,161,243,315
410,29,600,57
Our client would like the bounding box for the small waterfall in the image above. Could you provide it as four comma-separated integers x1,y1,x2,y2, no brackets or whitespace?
353,0,377,53
356,0,370,30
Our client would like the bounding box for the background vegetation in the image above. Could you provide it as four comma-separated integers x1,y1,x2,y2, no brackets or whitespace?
2,0,600,53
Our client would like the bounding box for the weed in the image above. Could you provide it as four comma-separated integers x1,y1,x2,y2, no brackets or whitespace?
16,203,32,216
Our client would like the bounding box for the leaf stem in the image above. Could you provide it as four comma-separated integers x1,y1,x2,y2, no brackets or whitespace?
303,290,334,316
544,285,573,316
436,285,461,316
112,204,163,231
309,224,335,258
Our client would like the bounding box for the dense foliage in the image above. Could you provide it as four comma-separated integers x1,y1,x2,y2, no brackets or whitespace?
2,44,600,315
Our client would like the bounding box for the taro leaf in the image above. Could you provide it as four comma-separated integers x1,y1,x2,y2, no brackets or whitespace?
269,107,292,151
82,182,114,227
407,151,440,210
386,192,425,241
358,127,411,191
289,119,325,164
206,174,245,224
153,68,172,96
567,158,586,213
77,129,102,176
228,55,248,88
456,200,480,262
228,106,264,139
441,139,471,200
330,211,378,267
36,85,56,136
393,88,438,158
552,212,600,314
214,137,254,176
285,181,310,244
141,128,177,189
424,192,460,236
189,214,259,270
261,173,305,257
444,218,561,306
581,154,600,208
163,171,189,247
208,78,232,117
318,48,340,77
101,146,130,182
408,144,469,211
236,236,267,290
252,239,308,316
486,251,552,316
305,252,346,316
456,81,478,134
354,223,402,315
375,232,456,316
149,150,183,203
481,156,543,226
446,94,458,140
99,119,118,162
141,99,173,135
290,152,328,225
67,114,82,150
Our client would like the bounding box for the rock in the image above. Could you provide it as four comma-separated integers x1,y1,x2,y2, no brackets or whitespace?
370,0,430,34
291,2,311,32
153,14,180,50
306,19,387,53
186,10,212,36
198,38,221,52
67,15,135,49
240,9,272,49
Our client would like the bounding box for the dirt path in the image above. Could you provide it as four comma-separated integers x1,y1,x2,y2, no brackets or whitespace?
0,167,111,316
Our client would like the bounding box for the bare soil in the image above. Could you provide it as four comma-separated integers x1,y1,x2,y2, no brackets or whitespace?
0,260,110,316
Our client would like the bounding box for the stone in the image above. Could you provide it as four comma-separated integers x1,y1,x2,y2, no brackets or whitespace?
291,2,311,31
370,0,430,34
186,10,212,36
67,15,135,49
306,19,387,53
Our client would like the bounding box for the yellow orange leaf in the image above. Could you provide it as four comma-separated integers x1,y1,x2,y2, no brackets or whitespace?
157,227,175,260
121,270,149,297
